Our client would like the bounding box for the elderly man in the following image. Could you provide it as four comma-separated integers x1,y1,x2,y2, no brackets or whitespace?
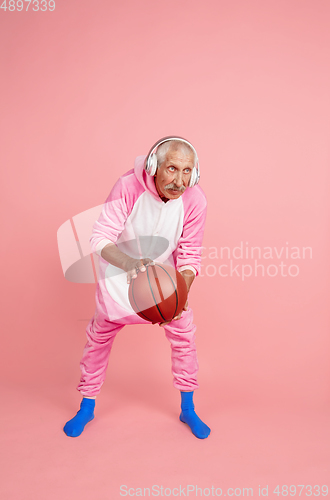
63,137,210,439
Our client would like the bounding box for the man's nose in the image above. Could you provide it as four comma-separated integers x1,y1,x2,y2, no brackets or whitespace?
174,171,183,187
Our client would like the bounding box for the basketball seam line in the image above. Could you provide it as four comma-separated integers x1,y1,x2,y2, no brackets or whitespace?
151,265,165,302
147,265,166,322
156,264,179,317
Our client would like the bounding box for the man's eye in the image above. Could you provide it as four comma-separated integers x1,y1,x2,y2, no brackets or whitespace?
184,169,191,173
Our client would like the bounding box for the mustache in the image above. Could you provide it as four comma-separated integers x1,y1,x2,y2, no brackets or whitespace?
164,183,186,192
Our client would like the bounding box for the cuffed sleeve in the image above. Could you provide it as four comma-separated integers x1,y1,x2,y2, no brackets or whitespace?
177,265,197,276
95,239,115,257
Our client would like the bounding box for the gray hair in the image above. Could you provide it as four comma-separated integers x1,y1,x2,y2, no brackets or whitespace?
155,140,196,168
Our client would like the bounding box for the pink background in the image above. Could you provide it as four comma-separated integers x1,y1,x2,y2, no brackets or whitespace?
1,1,330,499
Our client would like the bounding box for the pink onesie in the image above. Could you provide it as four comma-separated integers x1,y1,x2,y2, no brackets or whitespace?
77,155,207,397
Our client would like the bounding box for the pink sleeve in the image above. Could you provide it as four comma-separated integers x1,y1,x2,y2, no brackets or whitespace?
89,170,143,255
175,186,207,276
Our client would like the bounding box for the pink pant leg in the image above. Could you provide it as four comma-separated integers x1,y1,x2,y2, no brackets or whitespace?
77,284,148,397
163,306,199,391
77,315,125,398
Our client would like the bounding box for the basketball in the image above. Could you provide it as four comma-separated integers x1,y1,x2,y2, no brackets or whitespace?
128,263,188,323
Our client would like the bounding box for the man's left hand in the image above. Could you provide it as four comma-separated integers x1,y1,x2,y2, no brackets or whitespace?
159,299,188,327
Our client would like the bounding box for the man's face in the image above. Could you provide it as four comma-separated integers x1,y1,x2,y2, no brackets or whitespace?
154,149,195,200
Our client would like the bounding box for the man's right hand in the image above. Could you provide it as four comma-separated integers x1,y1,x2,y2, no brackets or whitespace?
124,257,154,284
101,244,154,284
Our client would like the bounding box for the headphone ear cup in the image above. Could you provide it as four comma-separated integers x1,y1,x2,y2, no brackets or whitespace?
189,167,198,187
148,153,158,176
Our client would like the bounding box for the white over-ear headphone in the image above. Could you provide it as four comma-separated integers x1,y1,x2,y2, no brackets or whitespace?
144,136,200,188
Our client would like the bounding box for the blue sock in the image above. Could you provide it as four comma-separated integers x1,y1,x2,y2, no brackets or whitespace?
63,398,95,437
180,391,211,439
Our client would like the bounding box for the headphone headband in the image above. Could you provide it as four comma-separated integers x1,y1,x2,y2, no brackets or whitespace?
144,136,200,187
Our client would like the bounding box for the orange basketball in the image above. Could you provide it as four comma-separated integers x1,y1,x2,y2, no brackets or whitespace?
128,263,188,323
